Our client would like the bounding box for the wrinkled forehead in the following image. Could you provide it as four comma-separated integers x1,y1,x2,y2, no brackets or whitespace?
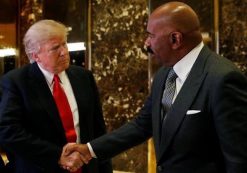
39,36,66,50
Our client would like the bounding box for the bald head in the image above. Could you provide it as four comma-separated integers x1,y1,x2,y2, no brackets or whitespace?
150,2,202,46
151,2,200,32
145,2,203,66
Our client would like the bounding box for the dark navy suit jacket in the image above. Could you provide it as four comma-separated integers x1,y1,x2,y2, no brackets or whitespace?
0,63,112,173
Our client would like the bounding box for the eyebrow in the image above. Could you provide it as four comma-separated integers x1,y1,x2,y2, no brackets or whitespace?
50,44,60,50
146,31,155,36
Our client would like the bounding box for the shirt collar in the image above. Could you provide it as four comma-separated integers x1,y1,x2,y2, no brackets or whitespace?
37,64,66,86
173,42,204,82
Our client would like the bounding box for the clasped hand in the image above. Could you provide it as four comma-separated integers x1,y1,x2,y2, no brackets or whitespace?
59,143,92,172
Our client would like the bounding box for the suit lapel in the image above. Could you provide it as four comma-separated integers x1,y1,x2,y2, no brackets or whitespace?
28,63,66,140
158,46,211,161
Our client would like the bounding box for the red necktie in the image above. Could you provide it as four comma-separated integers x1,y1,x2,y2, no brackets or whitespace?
53,74,77,142
53,75,82,173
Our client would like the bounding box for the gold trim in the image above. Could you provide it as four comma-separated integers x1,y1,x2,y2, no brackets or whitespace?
147,1,156,172
148,139,156,173
214,0,219,53
87,0,92,70
0,152,9,165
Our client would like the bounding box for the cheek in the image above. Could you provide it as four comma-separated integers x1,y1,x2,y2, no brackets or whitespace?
157,37,169,51
52,57,61,66
44,56,59,67
152,39,163,53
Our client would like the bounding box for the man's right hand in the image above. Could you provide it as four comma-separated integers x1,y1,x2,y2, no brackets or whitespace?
58,147,84,172
64,143,92,165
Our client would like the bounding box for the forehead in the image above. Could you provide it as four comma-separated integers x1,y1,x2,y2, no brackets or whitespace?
42,37,65,46
147,20,158,34
147,18,165,34
147,15,174,34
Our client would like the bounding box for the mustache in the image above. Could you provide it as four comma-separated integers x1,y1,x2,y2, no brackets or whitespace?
145,46,154,54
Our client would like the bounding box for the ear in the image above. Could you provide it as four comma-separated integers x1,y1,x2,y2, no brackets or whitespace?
169,32,183,49
32,52,40,62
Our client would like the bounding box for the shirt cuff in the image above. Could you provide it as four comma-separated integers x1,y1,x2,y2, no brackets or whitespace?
87,142,97,158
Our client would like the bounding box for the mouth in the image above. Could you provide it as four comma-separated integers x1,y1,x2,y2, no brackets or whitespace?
60,58,70,65
144,45,154,54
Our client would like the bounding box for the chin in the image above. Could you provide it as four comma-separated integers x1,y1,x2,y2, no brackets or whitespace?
150,56,162,65
64,64,70,70
62,61,70,67
57,63,69,72
65,61,70,66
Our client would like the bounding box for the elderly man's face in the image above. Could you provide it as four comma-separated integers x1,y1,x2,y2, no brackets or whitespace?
35,36,70,74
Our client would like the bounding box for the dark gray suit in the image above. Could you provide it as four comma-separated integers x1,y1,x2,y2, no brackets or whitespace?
90,46,247,173
0,63,112,173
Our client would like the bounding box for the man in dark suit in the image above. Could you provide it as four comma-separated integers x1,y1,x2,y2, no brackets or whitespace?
0,20,112,173
62,2,247,173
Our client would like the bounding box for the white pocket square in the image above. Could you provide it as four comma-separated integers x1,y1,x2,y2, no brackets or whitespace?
186,110,201,115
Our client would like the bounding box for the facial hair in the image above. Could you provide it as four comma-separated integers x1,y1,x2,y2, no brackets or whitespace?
146,46,154,54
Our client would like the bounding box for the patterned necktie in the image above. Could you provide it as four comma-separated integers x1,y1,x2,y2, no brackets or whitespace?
53,75,77,142
161,68,177,121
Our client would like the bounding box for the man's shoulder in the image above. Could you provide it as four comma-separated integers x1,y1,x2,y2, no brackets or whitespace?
207,53,240,75
68,65,90,73
67,65,93,79
2,64,32,80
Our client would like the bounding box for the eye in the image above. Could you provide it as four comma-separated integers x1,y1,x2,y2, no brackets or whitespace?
62,42,68,48
146,33,155,39
50,45,60,52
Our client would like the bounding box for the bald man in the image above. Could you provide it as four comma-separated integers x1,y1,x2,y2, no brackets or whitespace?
62,2,247,173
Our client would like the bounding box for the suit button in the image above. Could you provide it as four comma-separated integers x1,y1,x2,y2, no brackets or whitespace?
157,165,163,172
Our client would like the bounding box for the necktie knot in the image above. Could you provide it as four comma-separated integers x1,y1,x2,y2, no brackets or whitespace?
166,68,177,84
53,74,60,83
162,68,177,115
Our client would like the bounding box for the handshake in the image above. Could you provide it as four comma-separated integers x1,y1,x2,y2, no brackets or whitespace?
58,143,92,172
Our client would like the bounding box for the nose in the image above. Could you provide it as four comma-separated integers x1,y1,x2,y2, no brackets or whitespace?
144,37,151,47
144,37,151,48
60,44,68,56
144,37,151,51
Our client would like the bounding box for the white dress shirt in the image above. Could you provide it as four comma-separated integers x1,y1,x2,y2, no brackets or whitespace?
38,64,81,143
172,42,204,102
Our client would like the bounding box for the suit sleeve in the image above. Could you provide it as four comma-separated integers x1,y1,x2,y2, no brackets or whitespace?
212,70,247,172
0,75,62,172
90,92,153,160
